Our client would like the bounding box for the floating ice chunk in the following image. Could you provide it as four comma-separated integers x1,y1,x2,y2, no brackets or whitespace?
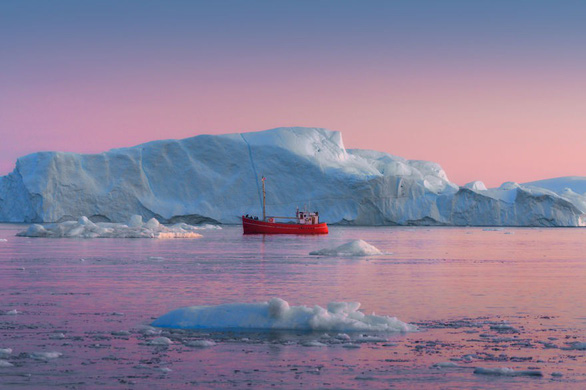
111,330,131,336
137,325,161,336
490,324,520,333
302,341,327,347
356,335,388,343
29,351,62,360
148,337,172,346
49,333,66,340
565,342,586,350
432,362,459,368
0,238,7,242
0,360,14,367
474,367,543,377
309,240,383,256
16,215,208,239
5,310,18,315
152,297,415,332
0,348,12,357
185,339,216,348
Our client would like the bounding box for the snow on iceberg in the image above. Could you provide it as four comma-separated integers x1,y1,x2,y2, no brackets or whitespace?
309,240,383,256
151,297,416,332
16,216,212,239
1,127,584,226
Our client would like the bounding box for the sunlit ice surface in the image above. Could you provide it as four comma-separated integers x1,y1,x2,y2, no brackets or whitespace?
1,224,586,388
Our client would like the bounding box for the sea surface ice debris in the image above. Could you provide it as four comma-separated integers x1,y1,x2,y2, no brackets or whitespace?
16,215,211,239
309,240,383,256
29,351,63,360
474,367,543,377
148,337,173,346
0,348,12,357
152,297,415,332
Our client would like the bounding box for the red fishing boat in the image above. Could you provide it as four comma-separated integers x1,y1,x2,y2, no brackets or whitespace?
242,177,328,235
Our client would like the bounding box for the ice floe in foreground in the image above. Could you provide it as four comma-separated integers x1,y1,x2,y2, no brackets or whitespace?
16,215,218,239
309,240,383,256
151,297,415,332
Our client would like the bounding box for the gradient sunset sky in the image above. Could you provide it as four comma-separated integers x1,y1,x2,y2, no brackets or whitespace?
2,1,585,186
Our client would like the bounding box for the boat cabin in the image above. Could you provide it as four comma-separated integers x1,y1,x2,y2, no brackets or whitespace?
296,209,320,225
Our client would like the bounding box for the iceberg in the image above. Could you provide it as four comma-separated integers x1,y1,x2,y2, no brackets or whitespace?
151,297,416,332
1,127,584,226
16,215,210,238
309,240,383,256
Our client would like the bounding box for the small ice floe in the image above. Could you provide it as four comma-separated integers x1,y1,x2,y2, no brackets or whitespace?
342,344,361,349
335,333,351,341
137,325,161,336
0,238,7,242
147,256,165,261
309,240,383,257
432,362,459,368
564,342,586,350
49,333,66,340
157,367,172,374
0,348,12,357
473,367,543,377
490,324,520,333
453,354,478,362
355,335,388,343
482,228,504,232
185,339,216,348
152,298,416,333
148,337,173,346
302,341,327,347
0,359,14,367
16,215,211,239
29,351,63,360
4,310,19,315
551,372,563,377
111,331,131,337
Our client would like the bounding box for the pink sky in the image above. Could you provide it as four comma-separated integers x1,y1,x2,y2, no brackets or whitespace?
2,63,584,187
2,1,585,187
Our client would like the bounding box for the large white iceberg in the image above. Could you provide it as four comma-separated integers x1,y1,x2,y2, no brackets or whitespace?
151,298,415,332
1,127,584,226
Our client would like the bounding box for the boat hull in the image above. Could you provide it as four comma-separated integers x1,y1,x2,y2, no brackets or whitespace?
242,216,328,235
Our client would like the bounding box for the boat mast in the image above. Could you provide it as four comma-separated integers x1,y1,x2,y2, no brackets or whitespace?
262,176,266,221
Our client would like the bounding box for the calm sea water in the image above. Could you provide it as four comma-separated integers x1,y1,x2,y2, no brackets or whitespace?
1,224,586,389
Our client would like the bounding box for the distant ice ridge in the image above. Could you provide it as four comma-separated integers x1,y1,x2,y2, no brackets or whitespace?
16,215,216,238
151,297,416,332
309,240,383,256
1,127,585,226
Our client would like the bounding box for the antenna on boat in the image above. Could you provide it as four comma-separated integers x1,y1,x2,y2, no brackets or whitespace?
261,176,266,221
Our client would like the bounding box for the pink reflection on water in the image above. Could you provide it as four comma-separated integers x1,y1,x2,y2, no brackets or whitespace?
1,225,586,387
